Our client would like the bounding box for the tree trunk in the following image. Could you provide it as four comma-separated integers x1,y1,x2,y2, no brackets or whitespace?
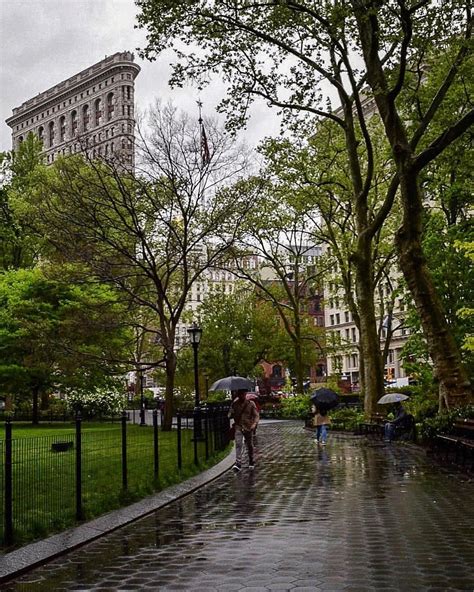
396,171,472,408
5,394,13,412
41,391,49,410
163,349,177,431
294,336,305,395
351,0,472,409
32,385,39,425
354,247,385,417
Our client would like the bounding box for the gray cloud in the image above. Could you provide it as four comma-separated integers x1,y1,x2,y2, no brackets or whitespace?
0,0,280,153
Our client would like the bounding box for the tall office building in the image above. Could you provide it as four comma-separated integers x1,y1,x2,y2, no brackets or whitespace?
6,51,140,166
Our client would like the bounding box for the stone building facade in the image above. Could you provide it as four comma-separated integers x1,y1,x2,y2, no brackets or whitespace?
6,51,140,166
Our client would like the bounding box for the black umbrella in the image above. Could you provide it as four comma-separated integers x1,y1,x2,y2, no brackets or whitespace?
310,387,339,411
209,376,254,392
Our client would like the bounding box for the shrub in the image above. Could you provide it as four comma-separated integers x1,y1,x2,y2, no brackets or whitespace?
330,407,365,431
66,387,126,418
418,404,474,441
278,395,311,419
206,391,228,404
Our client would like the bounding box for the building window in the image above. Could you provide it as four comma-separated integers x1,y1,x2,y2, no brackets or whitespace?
38,126,44,143
330,314,334,325
94,98,102,126
82,104,90,131
59,116,66,142
345,328,350,340
345,311,350,322
71,110,78,135
351,327,357,342
48,121,54,148
107,93,114,120
335,313,340,324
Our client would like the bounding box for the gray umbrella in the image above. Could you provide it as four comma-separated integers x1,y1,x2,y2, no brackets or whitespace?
377,393,409,404
209,376,254,392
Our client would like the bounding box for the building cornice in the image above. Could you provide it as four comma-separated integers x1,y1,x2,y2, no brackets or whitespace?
6,52,140,127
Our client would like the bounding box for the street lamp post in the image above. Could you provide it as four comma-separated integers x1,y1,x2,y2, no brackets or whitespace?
139,369,146,426
187,323,203,440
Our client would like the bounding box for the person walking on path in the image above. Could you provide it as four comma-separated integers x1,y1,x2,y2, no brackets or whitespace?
312,405,331,445
229,388,259,471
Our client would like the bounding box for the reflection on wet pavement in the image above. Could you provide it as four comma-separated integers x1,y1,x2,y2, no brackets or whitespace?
4,423,474,591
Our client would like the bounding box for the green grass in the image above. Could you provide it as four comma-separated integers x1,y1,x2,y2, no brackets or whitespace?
0,421,123,438
0,422,230,548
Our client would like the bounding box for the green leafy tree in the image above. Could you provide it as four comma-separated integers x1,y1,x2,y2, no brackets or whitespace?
0,265,131,423
196,287,275,382
136,0,473,409
33,103,252,430
224,186,326,393
0,133,45,270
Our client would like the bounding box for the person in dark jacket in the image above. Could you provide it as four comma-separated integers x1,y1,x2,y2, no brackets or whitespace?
384,402,407,442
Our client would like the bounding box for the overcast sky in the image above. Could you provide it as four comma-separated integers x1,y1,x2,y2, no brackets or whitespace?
0,0,281,153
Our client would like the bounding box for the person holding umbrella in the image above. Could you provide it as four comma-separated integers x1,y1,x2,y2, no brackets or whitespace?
312,404,331,445
379,393,409,442
228,388,259,471
310,388,339,445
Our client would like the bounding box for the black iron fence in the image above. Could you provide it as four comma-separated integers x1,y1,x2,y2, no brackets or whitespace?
0,406,231,548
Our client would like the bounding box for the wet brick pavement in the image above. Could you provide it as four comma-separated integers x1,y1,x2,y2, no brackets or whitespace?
4,422,474,591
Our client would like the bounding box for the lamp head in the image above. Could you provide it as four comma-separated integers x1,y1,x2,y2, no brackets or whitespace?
187,323,202,345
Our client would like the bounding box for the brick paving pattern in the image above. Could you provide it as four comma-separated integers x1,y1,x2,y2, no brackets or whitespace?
4,422,474,591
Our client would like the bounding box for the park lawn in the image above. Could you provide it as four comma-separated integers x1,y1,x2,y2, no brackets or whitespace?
0,424,229,547
0,421,124,438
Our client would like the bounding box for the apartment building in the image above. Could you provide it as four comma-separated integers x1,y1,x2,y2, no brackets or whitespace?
324,279,411,390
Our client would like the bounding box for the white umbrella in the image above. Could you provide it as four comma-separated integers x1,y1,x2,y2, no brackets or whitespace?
377,393,409,404
209,376,253,392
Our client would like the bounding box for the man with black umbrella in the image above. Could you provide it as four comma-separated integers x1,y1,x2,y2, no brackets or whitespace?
228,388,259,471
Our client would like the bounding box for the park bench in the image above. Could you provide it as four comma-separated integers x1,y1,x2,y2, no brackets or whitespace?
51,441,74,452
432,418,474,471
358,413,416,442
358,413,385,439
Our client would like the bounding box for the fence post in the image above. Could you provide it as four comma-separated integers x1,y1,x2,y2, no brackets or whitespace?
4,418,13,546
204,407,209,461
217,405,224,450
193,408,199,466
153,409,159,480
75,413,84,521
121,411,127,490
177,412,182,471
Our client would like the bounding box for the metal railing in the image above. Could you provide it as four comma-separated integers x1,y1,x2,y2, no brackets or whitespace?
0,406,230,547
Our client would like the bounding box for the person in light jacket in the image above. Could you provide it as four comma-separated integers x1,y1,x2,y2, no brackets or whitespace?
312,405,331,445
228,389,259,471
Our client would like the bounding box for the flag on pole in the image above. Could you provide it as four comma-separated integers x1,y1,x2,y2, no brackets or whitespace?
200,124,211,166
197,100,211,166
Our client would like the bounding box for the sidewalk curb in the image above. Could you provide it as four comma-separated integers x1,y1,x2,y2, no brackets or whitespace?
0,447,235,584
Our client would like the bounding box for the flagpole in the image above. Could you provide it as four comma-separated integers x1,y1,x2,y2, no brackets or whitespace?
197,99,203,127
197,99,210,167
